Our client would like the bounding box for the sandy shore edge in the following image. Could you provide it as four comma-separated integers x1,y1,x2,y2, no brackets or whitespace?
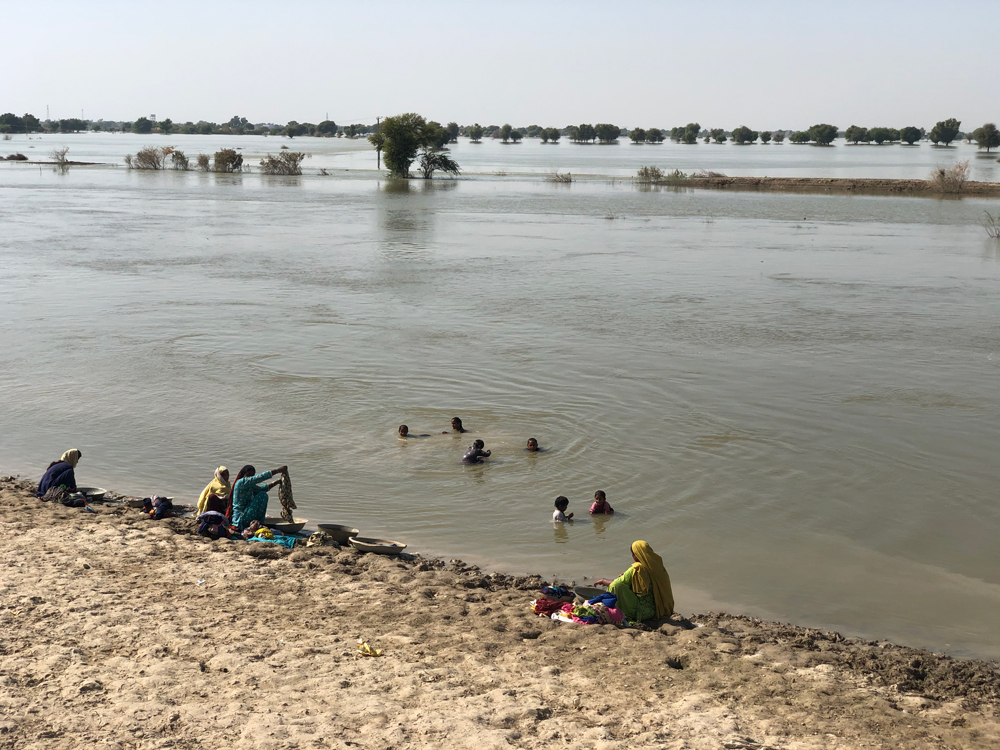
2,474,998,750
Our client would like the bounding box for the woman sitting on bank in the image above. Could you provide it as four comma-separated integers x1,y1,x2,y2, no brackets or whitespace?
197,466,231,515
593,540,674,622
229,464,287,531
36,449,83,498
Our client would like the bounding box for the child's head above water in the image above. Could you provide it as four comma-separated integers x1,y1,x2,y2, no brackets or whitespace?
473,439,485,449
555,495,569,511
594,490,606,503
526,438,539,451
398,425,409,437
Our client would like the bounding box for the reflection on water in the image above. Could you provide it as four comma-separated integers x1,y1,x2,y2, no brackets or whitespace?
1,167,999,658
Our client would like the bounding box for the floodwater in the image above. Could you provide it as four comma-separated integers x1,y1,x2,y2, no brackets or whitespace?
2,135,999,659
3,130,999,181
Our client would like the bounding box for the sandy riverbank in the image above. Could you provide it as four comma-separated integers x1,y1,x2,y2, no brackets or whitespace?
2,476,998,750
649,176,1000,197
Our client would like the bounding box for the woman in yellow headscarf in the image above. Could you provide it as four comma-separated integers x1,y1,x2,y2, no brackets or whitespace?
197,466,231,515
594,540,674,622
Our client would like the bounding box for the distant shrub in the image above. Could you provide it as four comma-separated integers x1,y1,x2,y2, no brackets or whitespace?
196,154,210,171
170,151,189,170
126,146,165,170
213,149,243,173
636,165,665,182
545,170,572,183
983,210,1000,240
6,153,27,160
929,160,970,193
259,151,306,175
50,147,70,166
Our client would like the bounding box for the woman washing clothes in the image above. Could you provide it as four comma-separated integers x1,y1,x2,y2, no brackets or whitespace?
593,540,674,622
229,464,287,531
197,466,231,515
36,449,83,498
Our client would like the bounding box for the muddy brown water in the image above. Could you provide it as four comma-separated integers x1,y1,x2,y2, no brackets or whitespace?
2,141,999,658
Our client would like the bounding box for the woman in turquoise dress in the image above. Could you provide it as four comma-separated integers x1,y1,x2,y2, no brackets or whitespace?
229,464,287,531
594,540,674,622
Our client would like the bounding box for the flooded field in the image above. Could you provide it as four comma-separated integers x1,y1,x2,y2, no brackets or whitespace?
2,138,999,657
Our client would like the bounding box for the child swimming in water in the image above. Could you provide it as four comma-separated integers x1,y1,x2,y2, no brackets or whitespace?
589,490,614,515
526,438,540,452
553,496,573,522
444,417,468,434
398,425,430,438
462,439,491,464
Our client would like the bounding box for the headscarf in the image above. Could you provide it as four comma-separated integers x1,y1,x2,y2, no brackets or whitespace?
630,540,674,619
197,466,231,515
226,465,256,519
60,449,82,468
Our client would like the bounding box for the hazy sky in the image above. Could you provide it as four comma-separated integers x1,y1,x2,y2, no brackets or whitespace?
6,0,998,130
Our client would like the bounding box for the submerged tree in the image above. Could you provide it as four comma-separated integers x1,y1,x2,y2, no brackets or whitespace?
868,127,900,145
446,122,460,143
417,147,460,179
929,118,960,146
759,130,772,144
316,120,339,136
629,127,647,143
681,122,700,144
368,113,425,176
467,123,484,142
646,127,664,143
594,123,620,143
499,123,513,143
808,124,838,145
899,126,921,145
789,131,811,144
772,131,785,143
577,123,596,143
710,128,727,143
845,125,869,144
369,113,461,177
974,123,1000,152
731,125,758,144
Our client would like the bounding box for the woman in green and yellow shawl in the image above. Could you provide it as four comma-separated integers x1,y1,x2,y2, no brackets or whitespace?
594,540,674,622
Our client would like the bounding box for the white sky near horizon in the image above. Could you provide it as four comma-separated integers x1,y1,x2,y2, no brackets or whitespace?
4,0,998,131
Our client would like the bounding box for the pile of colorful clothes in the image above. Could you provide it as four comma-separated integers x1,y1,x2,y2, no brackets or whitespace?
531,588,626,626
537,585,574,601
559,602,624,625
195,512,299,549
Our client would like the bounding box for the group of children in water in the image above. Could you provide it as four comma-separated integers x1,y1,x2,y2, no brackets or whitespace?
553,490,614,522
399,417,616,524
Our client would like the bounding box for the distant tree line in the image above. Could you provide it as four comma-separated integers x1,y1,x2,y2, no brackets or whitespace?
4,110,997,153
0,112,377,138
